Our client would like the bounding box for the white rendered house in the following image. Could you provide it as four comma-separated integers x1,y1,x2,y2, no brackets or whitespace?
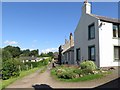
74,1,120,67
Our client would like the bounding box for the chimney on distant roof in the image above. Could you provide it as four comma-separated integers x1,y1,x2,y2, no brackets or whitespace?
69,33,73,47
82,0,91,15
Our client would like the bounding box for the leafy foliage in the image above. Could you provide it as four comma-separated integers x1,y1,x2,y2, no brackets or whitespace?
1,45,52,81
2,59,20,80
2,49,12,62
4,46,21,58
51,62,99,80
80,60,97,71
21,49,39,57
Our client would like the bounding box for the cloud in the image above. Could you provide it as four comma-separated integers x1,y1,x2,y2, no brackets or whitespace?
4,40,18,45
21,48,37,51
40,48,58,54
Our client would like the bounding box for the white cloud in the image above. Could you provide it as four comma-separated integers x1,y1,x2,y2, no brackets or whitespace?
40,48,58,54
4,40,18,45
21,48,37,51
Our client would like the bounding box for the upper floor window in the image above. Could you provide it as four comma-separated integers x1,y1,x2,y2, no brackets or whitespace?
88,23,95,40
113,23,120,38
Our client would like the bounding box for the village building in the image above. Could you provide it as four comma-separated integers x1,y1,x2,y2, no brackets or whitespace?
74,1,120,67
58,1,120,67
58,33,74,65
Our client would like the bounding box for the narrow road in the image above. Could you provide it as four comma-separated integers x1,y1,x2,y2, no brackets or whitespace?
5,63,119,89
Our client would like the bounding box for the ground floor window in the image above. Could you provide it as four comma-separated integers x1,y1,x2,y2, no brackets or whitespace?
114,46,120,61
76,48,80,61
88,45,95,61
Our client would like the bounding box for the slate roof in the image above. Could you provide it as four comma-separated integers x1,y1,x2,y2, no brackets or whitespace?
91,14,120,24
63,46,74,54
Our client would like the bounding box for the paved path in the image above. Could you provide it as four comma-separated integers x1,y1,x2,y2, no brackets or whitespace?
5,64,119,89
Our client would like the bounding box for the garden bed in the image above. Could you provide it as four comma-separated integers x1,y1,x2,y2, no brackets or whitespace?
51,61,111,82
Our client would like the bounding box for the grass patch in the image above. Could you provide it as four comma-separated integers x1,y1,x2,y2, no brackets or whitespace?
40,66,47,73
58,73,104,82
1,67,42,90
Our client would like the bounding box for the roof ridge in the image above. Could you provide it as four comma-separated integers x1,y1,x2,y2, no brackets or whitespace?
89,14,120,23
91,14,120,20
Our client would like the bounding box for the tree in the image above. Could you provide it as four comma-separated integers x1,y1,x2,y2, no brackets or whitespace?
47,52,54,57
2,49,12,62
30,49,39,57
21,49,31,56
4,45,21,58
40,53,49,57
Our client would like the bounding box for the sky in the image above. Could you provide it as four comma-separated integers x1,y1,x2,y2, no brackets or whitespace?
2,2,118,54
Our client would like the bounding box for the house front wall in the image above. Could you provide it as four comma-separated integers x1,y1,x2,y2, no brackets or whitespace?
62,50,74,64
70,51,74,64
99,21,120,67
74,14,100,67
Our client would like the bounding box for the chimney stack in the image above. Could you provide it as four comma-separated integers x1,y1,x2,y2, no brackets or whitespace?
82,0,91,15
70,33,73,47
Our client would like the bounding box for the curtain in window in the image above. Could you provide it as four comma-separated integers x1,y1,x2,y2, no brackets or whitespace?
91,47,95,60
90,26,95,38
114,47,120,60
113,24,118,37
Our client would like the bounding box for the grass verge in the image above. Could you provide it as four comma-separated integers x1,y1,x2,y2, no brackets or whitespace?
1,67,42,90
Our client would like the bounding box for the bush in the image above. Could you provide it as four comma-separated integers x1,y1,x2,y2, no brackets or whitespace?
57,71,77,79
42,59,49,65
80,60,97,71
73,69,83,75
53,65,80,79
2,59,20,80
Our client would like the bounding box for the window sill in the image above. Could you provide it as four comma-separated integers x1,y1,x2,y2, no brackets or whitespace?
114,60,120,62
88,38,95,40
112,37,120,40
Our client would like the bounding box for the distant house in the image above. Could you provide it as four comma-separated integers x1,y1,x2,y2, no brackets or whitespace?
59,33,74,64
20,56,42,63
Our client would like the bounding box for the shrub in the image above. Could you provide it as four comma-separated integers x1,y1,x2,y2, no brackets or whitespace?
82,69,93,75
54,65,80,79
57,71,77,79
73,69,83,75
2,59,20,80
80,60,97,71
